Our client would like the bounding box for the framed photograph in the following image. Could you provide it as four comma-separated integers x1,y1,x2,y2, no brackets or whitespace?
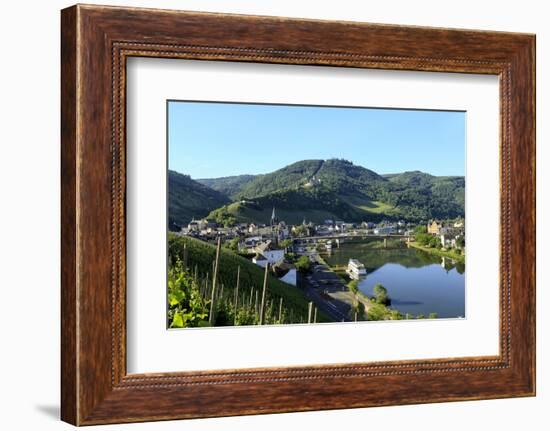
61,4,536,425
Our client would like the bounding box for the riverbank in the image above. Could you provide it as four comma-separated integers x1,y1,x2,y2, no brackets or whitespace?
351,286,404,321
318,256,354,285
319,252,405,320
408,241,465,264
319,240,464,318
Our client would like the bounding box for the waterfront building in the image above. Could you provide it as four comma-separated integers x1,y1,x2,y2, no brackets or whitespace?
374,226,395,235
428,220,442,235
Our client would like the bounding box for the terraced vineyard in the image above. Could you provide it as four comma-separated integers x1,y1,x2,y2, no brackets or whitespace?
168,234,330,327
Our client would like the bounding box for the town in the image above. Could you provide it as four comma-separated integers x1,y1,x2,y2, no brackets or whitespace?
174,208,465,321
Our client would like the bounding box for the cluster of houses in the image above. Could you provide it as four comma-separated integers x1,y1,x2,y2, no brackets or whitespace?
248,240,297,286
181,215,417,248
313,219,412,237
182,217,290,242
179,211,413,287
427,219,465,250
178,209,465,286
180,209,297,285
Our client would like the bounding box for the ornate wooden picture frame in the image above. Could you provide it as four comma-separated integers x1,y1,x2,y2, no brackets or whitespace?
61,4,535,425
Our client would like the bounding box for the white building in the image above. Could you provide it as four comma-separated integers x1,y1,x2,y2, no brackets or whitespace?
252,240,285,267
441,233,458,248
279,268,297,286
252,254,268,267
261,249,285,265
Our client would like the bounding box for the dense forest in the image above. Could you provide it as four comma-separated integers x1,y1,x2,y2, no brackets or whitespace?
168,170,230,231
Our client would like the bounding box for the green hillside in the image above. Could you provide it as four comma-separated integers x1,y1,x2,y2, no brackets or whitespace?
197,174,256,199
168,170,230,231
208,161,464,224
168,234,330,323
173,159,465,226
383,171,465,220
209,200,346,226
236,159,325,198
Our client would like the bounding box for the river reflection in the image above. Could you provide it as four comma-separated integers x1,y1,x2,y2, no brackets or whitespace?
323,240,465,318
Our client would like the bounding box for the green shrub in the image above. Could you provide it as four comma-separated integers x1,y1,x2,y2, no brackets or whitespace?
295,255,312,274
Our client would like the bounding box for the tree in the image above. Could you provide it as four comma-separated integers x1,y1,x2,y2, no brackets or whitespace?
350,300,366,321
211,206,236,227
295,256,312,274
366,303,386,321
428,312,439,319
388,309,403,320
348,279,359,295
429,235,441,249
414,225,428,234
373,283,390,305
279,238,293,249
224,237,240,252
292,225,308,237
415,232,432,245
285,252,298,263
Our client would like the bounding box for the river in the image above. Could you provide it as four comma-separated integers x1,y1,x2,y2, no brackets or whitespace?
322,239,465,319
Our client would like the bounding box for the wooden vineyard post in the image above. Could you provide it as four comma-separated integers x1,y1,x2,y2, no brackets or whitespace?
234,266,240,325
259,263,269,325
208,236,222,325
182,243,188,270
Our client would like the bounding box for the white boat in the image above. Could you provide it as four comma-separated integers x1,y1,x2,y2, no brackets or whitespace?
325,240,333,250
346,259,367,278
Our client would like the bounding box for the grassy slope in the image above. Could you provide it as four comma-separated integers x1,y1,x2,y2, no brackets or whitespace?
354,200,395,214
215,201,340,225
342,194,398,216
211,195,398,225
168,234,331,322
408,241,465,264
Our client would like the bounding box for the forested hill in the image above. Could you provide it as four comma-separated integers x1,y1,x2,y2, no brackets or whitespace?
197,159,385,200
170,159,465,229
197,174,256,198
168,170,230,231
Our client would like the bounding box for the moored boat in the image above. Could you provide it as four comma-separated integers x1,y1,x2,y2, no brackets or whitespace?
346,258,367,278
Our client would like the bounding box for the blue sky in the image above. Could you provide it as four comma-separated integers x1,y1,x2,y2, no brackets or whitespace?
168,101,465,179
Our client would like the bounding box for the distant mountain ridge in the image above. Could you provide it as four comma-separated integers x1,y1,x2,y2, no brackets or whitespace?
169,159,464,229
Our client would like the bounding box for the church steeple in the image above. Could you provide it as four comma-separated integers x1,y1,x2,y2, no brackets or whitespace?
271,207,277,225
